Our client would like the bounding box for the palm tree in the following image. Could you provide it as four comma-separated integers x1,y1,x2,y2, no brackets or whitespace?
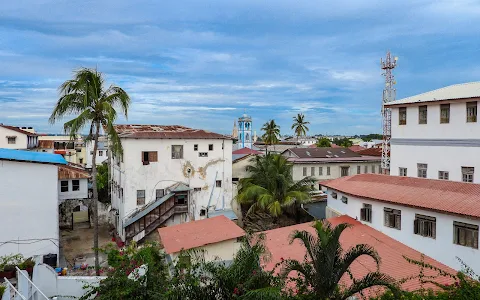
49,68,130,275
261,120,280,154
291,113,310,147
281,220,399,299
237,153,315,218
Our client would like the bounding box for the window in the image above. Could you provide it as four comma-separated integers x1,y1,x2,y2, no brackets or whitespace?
79,158,83,164
331,191,337,199
156,189,165,200
303,167,307,176
384,208,401,230
319,167,323,176
199,152,208,157
194,187,202,192
137,190,145,205
467,101,477,123
209,144,214,151
364,165,368,173
341,167,349,177
176,195,186,205
440,104,450,123
417,163,427,178
72,180,80,191
414,214,436,239
341,196,348,204
327,166,331,176
142,151,158,164
462,167,474,183
99,150,104,156
194,144,198,151
232,178,239,183
216,180,222,187
172,145,183,159
453,221,478,249
378,165,382,174
200,209,206,217
61,181,68,192
360,204,372,223
438,171,449,180
399,167,407,176
371,165,375,173
311,167,315,176
399,107,407,125
418,105,427,124
7,136,16,144
357,166,361,174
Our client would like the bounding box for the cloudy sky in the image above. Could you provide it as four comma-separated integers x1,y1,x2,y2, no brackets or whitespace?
1,1,479,135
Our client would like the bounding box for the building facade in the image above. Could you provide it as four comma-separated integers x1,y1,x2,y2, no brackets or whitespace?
237,114,253,149
85,138,108,169
387,82,480,183
0,125,38,149
323,174,480,274
110,125,234,243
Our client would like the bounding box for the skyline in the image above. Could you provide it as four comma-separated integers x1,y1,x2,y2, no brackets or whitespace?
1,1,480,135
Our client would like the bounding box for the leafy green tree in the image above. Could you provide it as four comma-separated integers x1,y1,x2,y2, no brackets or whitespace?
316,137,332,147
291,113,310,146
96,164,109,204
261,120,280,153
281,220,399,299
237,153,315,218
49,68,130,275
333,138,353,147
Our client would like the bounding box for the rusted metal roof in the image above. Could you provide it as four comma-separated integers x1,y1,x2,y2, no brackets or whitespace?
113,124,232,140
287,147,362,159
38,140,54,148
58,164,90,179
0,125,38,136
356,147,382,157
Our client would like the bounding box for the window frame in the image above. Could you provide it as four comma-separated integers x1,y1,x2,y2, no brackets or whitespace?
311,167,315,176
341,196,348,204
331,191,337,199
156,189,165,200
440,104,450,124
199,152,208,157
438,171,449,180
208,144,214,151
72,180,80,191
340,166,349,177
357,166,361,174
371,165,375,173
327,166,331,176
417,163,427,178
98,150,104,156
7,136,16,144
399,167,407,176
414,214,436,239
216,180,222,188
303,167,307,176
364,165,368,174
360,204,372,223
467,101,477,123
462,167,474,183
171,145,184,159
137,190,146,206
61,180,69,192
194,144,198,151
418,105,427,124
319,167,323,176
384,208,401,230
399,107,407,125
453,221,478,249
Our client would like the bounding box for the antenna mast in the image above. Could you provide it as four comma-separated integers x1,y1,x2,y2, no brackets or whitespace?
380,51,397,174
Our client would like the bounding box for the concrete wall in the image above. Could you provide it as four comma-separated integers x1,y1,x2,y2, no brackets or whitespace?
0,160,59,258
0,126,28,149
86,141,108,168
111,138,233,240
170,238,242,263
58,178,89,200
232,156,254,180
326,189,480,274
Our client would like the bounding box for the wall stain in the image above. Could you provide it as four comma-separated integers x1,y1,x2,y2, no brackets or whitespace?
197,159,224,179
182,161,195,178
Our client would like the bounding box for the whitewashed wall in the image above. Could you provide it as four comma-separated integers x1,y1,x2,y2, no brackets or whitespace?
85,141,108,168
0,160,59,258
170,238,242,263
326,189,480,274
0,127,28,149
58,178,89,200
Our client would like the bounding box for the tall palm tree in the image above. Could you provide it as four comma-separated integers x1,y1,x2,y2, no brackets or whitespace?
49,68,130,275
281,220,399,299
261,120,280,154
237,153,315,218
291,113,310,147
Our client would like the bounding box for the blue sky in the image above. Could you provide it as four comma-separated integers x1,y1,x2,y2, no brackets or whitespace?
1,1,479,135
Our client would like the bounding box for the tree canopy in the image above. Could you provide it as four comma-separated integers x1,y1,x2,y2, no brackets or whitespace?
316,137,332,147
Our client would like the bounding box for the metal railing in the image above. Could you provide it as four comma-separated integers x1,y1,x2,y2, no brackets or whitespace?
15,267,50,300
2,277,27,300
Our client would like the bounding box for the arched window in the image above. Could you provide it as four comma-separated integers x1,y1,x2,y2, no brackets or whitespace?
246,133,250,141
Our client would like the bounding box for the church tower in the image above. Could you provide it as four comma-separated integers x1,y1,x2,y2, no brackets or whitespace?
238,113,253,149
232,120,238,139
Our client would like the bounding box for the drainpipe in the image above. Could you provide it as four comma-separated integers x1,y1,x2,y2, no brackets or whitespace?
206,171,218,218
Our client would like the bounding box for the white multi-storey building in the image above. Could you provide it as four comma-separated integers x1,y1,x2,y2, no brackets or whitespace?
85,137,109,169
323,174,480,274
0,124,38,149
110,125,234,243
386,82,480,183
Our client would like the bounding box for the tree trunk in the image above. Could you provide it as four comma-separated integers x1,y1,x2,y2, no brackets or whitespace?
91,122,101,275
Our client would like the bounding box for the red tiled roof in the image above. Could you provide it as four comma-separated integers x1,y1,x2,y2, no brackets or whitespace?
322,174,480,219
263,215,454,293
357,147,382,156
113,124,231,140
287,147,361,159
158,216,245,254
331,144,342,148
232,147,263,155
348,145,366,152
308,144,317,148
0,125,37,136
58,164,90,179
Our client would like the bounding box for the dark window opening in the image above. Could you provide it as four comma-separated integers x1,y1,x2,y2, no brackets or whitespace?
72,180,80,191
61,181,68,192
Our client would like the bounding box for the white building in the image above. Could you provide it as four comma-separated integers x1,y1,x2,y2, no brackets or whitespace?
386,82,480,183
323,173,480,273
0,148,66,259
282,147,381,189
85,137,108,169
0,125,39,149
38,135,82,164
110,124,234,243
58,165,89,201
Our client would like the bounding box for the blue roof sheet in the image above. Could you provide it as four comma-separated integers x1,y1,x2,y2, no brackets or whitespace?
208,209,238,220
0,148,67,165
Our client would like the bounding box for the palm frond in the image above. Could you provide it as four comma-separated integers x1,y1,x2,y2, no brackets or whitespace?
340,272,399,300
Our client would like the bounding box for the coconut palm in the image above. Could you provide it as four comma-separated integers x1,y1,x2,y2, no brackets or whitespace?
261,120,280,154
291,113,310,146
237,153,315,218
49,68,130,275
281,220,399,299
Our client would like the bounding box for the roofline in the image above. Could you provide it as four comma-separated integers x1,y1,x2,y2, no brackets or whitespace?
0,125,38,136
321,185,480,221
384,96,480,108
118,136,233,140
233,153,253,163
288,157,381,164
165,234,245,254
0,158,65,166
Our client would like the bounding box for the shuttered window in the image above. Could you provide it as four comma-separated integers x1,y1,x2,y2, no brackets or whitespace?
384,208,401,230
414,214,436,239
142,151,158,164
360,204,372,223
454,221,478,249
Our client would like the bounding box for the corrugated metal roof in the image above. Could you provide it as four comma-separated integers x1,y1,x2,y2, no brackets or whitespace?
208,209,238,220
385,82,480,106
288,156,381,164
38,140,54,148
58,164,90,179
0,148,67,165
288,147,362,159
113,124,232,140
124,192,175,227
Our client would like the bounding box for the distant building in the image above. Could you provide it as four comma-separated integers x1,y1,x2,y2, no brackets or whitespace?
386,82,480,183
237,114,253,149
38,134,81,164
110,124,234,244
85,137,108,169
0,124,39,149
322,174,480,273
0,149,66,259
58,164,91,228
285,136,318,146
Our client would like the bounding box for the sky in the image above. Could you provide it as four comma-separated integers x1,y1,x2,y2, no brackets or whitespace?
0,1,479,136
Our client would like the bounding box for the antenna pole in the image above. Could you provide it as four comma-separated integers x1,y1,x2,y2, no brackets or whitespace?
380,51,397,174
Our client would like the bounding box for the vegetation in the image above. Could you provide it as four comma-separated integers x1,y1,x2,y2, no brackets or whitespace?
281,221,399,299
316,137,332,147
50,68,130,275
332,137,353,147
291,113,310,145
0,284,5,298
360,134,383,142
261,120,280,153
97,164,110,204
237,153,315,218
